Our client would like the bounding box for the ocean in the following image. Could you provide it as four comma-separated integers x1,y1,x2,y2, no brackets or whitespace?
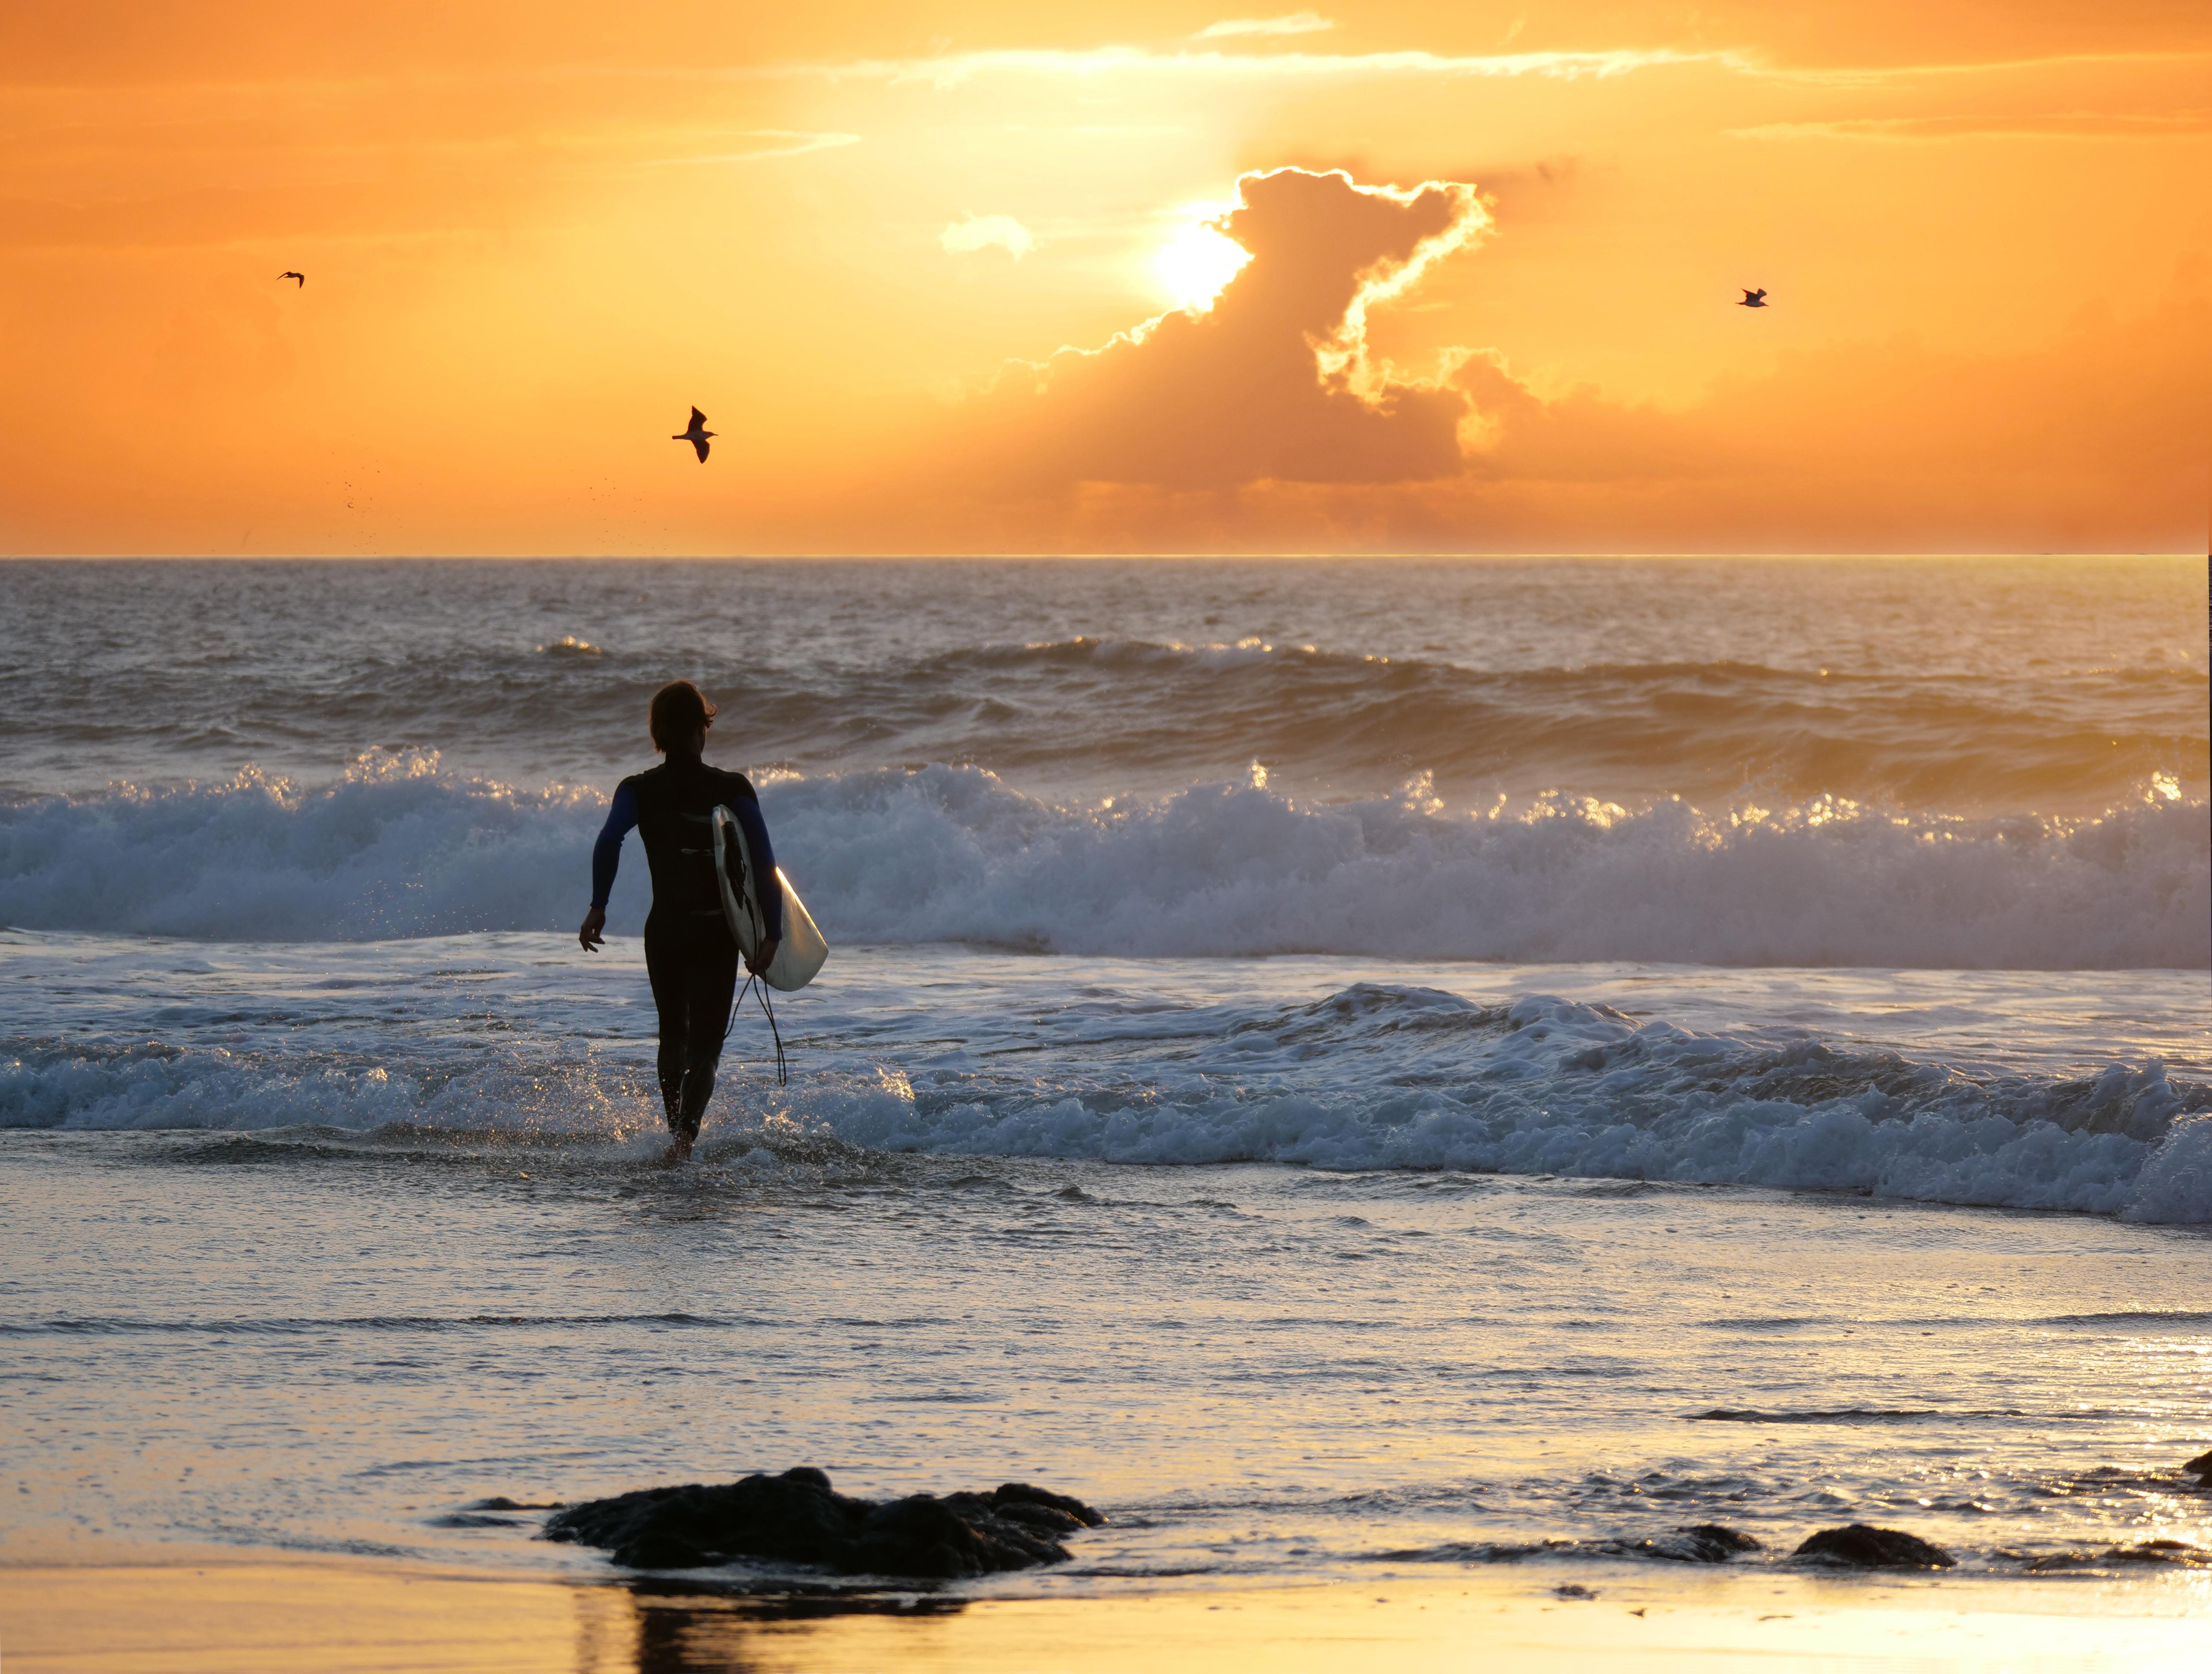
1,556,2207,1602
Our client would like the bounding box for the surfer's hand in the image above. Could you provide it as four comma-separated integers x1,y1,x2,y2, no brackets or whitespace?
578,906,605,952
745,937,780,977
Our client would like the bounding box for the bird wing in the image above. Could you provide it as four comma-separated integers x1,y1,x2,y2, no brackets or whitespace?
693,437,710,463
689,407,707,428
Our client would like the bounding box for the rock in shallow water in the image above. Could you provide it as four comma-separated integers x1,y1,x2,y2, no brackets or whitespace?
1793,1524,1954,1569
1606,1524,1763,1563
543,1467,1105,1577
2185,1449,2212,1482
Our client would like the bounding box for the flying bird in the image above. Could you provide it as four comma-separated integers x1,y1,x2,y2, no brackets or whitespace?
1738,287,1768,308
673,406,714,463
279,272,305,287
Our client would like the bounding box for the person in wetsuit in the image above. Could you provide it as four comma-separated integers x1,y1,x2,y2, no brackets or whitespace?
578,680,781,1163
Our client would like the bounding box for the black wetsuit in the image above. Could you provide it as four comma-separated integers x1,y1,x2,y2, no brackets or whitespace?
591,755,782,1141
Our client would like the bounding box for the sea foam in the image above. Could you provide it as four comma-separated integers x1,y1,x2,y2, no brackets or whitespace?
1,757,2203,968
6,988,2206,1223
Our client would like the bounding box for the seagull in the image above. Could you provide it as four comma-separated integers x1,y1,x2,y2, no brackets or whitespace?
279,272,305,287
1738,287,1768,308
673,406,714,464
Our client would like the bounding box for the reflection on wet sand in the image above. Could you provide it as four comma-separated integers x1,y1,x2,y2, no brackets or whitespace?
5,1560,2205,1673
608,1581,965,1674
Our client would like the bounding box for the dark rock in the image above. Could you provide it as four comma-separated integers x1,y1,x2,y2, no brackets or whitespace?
543,1467,1106,1577
2185,1449,2212,1482
992,1482,1107,1529
431,1513,524,1528
2105,1540,2211,1566
1593,1525,1760,1563
1793,1525,1955,1569
468,1497,565,1512
1627,1524,1763,1563
2028,1541,2211,1571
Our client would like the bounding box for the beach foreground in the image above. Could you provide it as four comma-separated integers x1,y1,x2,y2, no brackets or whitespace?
6,1559,2209,1674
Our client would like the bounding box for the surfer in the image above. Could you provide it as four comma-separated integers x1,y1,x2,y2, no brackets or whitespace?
579,680,781,1164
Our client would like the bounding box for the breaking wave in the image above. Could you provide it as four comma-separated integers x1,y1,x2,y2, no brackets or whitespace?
6,988,2208,1223
0,756,2203,967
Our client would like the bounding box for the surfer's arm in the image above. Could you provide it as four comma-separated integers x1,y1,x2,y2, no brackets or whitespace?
730,793,784,943
589,782,640,911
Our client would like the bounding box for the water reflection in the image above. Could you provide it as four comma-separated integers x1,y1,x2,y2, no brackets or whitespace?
576,1579,967,1674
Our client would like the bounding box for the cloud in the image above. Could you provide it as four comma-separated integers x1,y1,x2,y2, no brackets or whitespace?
955,167,1488,490
941,214,1036,257
785,45,1731,90
1194,13,1336,39
1731,109,2212,140
923,282,2210,554
646,130,860,164
907,172,2209,553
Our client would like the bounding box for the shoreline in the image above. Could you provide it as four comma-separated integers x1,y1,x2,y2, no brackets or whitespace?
4,1555,2209,1673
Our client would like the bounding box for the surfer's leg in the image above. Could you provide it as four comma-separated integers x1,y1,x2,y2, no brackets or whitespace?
643,920,691,1134
672,931,740,1138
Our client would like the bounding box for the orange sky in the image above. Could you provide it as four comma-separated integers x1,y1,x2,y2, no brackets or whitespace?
2,1,2206,554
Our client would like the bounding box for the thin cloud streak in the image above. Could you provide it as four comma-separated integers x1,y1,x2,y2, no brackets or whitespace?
1761,48,2212,88
1194,13,1336,39
772,44,1741,90
1733,110,2212,141
644,130,860,164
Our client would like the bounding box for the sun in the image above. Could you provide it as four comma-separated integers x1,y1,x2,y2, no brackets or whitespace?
1154,221,1252,314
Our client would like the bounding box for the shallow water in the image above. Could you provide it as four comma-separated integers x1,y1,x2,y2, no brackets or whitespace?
5,1110,2210,1588
0,556,2206,1597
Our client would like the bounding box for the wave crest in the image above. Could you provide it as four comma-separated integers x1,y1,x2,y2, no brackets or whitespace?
8,988,2207,1222
0,758,2203,966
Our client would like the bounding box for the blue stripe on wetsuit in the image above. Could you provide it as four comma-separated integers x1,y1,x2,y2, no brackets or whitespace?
590,779,784,942
589,781,639,910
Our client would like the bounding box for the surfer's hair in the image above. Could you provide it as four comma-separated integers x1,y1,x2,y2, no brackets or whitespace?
649,681,716,752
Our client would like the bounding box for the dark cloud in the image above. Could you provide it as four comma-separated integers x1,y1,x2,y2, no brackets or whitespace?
965,166,1488,490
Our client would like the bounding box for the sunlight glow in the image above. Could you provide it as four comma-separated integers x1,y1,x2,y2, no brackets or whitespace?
1155,222,1252,313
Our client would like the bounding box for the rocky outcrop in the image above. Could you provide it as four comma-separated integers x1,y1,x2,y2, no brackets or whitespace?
1598,1525,1762,1563
1793,1524,1954,1569
2028,1540,2212,1571
543,1467,1105,1577
2184,1449,2212,1483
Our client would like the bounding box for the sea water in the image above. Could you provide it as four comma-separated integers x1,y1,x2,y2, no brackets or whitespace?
0,558,2206,1595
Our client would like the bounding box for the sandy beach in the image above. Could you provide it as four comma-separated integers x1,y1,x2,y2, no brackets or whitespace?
7,1558,2210,1673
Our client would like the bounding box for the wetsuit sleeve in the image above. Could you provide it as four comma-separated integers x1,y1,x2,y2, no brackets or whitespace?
730,792,784,942
590,781,639,911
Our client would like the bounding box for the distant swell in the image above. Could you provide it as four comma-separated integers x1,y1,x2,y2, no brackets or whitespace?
1,758,2203,968
1691,1408,2020,1424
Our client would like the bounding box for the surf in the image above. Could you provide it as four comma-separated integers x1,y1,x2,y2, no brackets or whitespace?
3,756,2203,968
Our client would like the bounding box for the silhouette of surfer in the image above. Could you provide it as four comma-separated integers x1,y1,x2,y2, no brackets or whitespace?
580,681,781,1164
673,407,714,462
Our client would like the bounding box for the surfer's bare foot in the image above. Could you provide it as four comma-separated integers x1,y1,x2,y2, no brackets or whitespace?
662,1136,694,1167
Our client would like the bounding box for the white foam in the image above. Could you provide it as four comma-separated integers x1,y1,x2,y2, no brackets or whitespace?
806,989,2211,1222
6,985,2205,1222
3,758,2201,968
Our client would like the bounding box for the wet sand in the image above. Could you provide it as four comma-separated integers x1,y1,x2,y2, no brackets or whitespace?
3,1559,2206,1673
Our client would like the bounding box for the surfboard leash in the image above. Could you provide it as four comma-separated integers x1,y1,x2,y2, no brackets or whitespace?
726,971,789,1087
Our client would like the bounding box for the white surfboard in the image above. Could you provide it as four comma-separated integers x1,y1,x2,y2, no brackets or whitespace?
710,804,828,992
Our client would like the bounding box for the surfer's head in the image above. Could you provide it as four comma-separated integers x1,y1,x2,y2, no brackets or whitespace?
649,680,716,756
